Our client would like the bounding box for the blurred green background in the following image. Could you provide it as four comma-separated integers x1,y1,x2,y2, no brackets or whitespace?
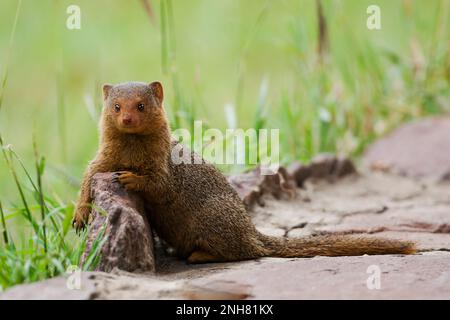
1,0,449,202
0,0,448,289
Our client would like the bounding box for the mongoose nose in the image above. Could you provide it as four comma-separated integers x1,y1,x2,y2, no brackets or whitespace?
122,117,132,125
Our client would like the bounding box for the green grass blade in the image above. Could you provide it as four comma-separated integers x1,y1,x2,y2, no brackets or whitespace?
0,201,9,245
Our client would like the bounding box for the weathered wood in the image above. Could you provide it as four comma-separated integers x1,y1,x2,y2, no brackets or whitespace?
81,173,155,272
228,157,356,211
227,166,297,211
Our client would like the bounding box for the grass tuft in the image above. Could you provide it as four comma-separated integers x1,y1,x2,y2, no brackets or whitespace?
0,133,104,291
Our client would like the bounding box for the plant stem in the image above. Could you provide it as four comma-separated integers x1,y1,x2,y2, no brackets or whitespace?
0,201,9,245
33,136,47,253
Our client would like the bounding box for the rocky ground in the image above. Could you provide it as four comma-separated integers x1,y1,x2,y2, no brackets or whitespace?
2,116,450,300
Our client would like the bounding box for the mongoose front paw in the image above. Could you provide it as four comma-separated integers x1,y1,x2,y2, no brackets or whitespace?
113,171,144,191
72,206,90,233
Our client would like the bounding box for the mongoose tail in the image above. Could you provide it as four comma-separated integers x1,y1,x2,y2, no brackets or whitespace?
258,233,416,257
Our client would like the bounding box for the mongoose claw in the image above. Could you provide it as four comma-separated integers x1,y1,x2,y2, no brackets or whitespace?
73,206,90,234
72,217,86,234
111,171,126,183
114,171,131,175
114,171,144,191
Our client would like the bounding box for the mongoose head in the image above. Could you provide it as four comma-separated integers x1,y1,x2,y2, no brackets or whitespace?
101,81,166,135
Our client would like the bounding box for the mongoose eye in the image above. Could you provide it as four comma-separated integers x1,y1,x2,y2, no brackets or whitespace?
137,103,145,112
114,104,120,113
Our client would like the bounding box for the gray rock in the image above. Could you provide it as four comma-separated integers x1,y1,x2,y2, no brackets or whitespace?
364,117,450,178
81,173,155,273
0,273,97,300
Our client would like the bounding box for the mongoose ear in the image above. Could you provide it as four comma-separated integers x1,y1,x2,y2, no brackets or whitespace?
149,81,164,104
102,84,113,100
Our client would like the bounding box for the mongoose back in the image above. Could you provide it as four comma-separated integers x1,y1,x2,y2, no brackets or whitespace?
73,81,416,263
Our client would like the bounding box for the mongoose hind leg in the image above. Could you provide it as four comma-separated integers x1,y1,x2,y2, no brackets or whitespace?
187,250,224,264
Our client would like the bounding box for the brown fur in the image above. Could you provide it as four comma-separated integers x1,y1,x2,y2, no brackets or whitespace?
73,81,416,263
